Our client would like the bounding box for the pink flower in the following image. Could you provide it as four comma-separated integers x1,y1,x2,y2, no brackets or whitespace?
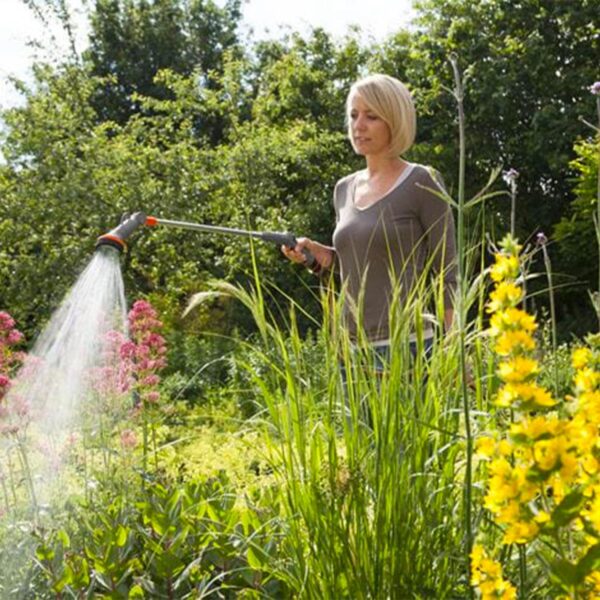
0,375,10,389
0,312,15,331
120,429,138,449
144,391,160,404
141,374,160,387
6,330,23,345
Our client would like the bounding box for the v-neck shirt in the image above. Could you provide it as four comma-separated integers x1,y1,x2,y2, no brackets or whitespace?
353,163,416,211
332,163,457,343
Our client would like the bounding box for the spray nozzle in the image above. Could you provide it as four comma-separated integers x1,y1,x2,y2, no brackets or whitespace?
95,212,147,252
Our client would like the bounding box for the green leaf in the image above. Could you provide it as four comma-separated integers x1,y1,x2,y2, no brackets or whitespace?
247,546,263,570
128,584,145,598
57,529,70,549
116,525,128,548
35,544,55,562
550,558,580,588
551,489,586,527
576,543,600,580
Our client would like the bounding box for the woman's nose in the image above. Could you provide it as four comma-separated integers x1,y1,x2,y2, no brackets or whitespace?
354,114,367,129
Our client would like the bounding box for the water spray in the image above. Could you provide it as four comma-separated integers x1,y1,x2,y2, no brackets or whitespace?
96,213,316,267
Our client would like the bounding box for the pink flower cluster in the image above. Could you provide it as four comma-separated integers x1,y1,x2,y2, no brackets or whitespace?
0,311,26,435
91,330,132,398
122,300,167,406
0,312,24,399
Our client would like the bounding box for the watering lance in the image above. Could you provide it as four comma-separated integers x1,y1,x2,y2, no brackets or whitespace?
96,213,316,268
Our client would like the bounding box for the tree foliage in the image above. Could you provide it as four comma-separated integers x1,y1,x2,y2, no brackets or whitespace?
86,0,242,131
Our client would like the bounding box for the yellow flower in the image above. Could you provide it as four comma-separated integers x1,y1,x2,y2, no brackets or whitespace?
503,519,539,544
575,368,600,393
534,510,550,525
475,436,497,458
586,570,600,594
498,358,539,384
487,282,524,312
510,415,561,441
489,308,537,336
496,501,520,525
532,437,562,471
494,330,536,356
559,451,578,482
572,347,593,370
498,439,513,456
471,544,517,600
491,254,520,282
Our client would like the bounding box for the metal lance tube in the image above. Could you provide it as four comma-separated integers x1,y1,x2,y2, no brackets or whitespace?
145,216,316,268
95,212,148,253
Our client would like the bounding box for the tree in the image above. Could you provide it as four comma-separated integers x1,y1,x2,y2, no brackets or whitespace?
85,0,242,130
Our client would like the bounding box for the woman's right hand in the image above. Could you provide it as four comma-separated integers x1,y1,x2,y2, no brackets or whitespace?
281,237,334,269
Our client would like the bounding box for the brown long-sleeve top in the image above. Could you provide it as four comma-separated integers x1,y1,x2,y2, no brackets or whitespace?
332,163,457,343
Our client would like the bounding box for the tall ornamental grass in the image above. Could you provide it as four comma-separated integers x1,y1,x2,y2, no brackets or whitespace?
214,229,491,598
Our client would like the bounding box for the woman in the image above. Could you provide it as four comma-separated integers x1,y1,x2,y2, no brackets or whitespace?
282,74,456,359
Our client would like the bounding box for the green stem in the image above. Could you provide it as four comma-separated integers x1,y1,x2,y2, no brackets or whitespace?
6,448,19,505
151,419,159,473
0,466,11,514
16,436,38,521
542,244,559,395
449,53,474,598
510,184,516,238
596,97,600,330
142,402,148,490
518,545,527,599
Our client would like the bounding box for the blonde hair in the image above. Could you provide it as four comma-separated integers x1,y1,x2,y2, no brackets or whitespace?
346,74,416,157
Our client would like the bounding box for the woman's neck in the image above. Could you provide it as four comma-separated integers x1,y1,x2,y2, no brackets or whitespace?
364,155,405,178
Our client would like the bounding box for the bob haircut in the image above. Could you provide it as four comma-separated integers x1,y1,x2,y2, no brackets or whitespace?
346,74,416,157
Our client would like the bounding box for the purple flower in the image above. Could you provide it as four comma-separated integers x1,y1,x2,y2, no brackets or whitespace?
536,232,548,246
590,81,600,96
502,168,519,185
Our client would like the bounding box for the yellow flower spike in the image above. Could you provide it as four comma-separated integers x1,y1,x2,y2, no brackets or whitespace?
494,330,536,356
491,254,520,282
487,282,524,313
572,347,593,370
498,357,540,383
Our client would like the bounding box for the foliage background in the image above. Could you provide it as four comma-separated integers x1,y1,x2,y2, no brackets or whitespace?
1,0,599,359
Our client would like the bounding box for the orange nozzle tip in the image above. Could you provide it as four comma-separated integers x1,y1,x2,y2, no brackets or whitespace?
96,234,127,250
146,216,158,226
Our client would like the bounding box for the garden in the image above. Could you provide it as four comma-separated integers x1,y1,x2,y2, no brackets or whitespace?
1,1,600,598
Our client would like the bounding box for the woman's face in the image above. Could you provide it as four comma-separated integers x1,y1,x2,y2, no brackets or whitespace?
348,93,391,158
